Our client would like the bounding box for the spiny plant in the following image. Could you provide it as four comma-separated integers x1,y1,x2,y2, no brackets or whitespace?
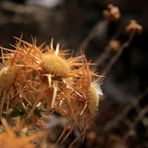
0,118,44,148
0,37,102,147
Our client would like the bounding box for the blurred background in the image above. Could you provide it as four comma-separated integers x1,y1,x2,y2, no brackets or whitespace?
0,0,147,147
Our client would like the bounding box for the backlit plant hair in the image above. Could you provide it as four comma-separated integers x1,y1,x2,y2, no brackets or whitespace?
0,37,102,133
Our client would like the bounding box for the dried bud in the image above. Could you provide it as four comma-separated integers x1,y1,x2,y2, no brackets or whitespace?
103,4,121,21
109,39,120,52
125,20,142,34
0,66,16,89
86,131,96,141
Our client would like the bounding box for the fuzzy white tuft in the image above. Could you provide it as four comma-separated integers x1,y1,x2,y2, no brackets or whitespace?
0,66,16,89
87,82,102,114
41,54,70,77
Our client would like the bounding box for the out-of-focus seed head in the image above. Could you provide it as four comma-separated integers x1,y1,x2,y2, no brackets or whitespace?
125,20,143,34
103,4,121,21
109,39,121,52
0,118,44,148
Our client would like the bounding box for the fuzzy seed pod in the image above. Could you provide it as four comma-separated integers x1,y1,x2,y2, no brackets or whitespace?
0,66,16,90
87,82,102,114
41,53,70,77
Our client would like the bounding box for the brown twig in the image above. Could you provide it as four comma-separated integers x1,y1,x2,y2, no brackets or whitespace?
77,20,108,55
103,30,135,75
104,87,148,131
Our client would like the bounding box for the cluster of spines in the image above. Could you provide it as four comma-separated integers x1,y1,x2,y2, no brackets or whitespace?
0,37,102,141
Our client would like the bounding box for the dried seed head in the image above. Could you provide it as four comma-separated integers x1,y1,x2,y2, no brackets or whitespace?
125,20,143,34
103,4,121,21
0,66,16,89
41,53,70,77
0,37,104,142
87,82,102,114
109,39,120,52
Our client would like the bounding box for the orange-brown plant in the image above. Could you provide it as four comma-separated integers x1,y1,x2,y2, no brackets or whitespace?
0,37,102,145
